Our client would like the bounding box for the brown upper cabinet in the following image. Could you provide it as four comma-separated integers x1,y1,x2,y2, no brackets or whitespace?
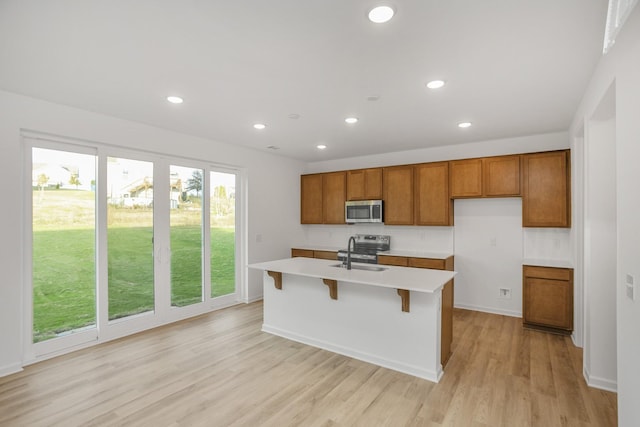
414,162,452,226
483,155,521,197
383,165,414,225
300,172,346,224
300,174,323,224
347,168,383,200
301,149,569,228
450,155,521,198
322,172,346,224
522,150,571,227
449,158,483,198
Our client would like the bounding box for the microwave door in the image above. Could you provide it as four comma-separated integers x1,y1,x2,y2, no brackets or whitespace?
346,204,371,222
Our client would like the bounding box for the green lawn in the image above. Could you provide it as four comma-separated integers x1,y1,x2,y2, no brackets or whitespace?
32,190,236,343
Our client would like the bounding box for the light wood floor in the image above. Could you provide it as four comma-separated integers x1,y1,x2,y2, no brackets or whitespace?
0,302,617,426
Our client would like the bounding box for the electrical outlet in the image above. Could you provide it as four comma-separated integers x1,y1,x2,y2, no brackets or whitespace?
499,288,511,299
626,274,635,301
490,237,497,247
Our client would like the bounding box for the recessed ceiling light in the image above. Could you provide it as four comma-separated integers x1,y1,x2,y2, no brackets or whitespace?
166,96,183,104
317,144,327,150
253,123,267,130
345,117,359,124
426,80,445,89
458,122,472,128
368,5,395,23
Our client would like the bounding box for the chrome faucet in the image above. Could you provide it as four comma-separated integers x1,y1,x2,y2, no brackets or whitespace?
346,236,356,270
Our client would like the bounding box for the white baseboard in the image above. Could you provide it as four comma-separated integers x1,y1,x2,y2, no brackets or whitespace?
262,324,442,383
0,362,23,378
583,366,617,392
245,295,263,304
455,303,522,318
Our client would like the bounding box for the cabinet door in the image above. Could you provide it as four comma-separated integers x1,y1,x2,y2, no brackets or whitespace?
291,248,314,258
523,277,573,330
347,168,382,200
483,155,521,197
415,162,452,225
301,174,323,224
383,166,414,225
522,150,570,227
377,255,408,267
313,250,338,260
449,158,483,198
408,257,446,270
322,171,346,224
441,280,454,367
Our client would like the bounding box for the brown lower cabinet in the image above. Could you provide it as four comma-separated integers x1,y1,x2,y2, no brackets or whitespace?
523,265,573,334
378,254,454,367
291,248,338,260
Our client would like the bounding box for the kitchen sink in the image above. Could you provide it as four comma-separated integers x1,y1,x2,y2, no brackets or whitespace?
330,263,387,272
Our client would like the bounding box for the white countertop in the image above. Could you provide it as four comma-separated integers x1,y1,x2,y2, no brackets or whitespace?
248,257,456,294
377,250,454,259
291,245,342,252
522,258,574,269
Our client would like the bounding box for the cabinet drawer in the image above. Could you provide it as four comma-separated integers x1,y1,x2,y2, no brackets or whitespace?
408,257,445,270
377,255,408,267
291,248,314,258
313,250,338,260
523,265,572,281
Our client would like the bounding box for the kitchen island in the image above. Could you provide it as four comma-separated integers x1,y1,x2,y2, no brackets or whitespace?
248,257,456,382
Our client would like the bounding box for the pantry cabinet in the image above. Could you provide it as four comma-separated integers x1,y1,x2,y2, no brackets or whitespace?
346,168,383,200
414,162,452,226
523,265,573,333
382,165,414,225
522,150,570,227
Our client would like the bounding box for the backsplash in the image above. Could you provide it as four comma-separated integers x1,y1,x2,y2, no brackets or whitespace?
522,227,572,262
301,224,454,253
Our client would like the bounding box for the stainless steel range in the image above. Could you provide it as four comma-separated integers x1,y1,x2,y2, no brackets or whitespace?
337,234,390,265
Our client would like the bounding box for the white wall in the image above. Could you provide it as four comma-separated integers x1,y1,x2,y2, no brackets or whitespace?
584,112,617,391
453,198,523,317
0,90,305,376
570,5,640,424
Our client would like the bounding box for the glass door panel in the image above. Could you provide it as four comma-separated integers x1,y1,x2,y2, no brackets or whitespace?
107,157,154,320
32,147,96,343
210,171,236,298
170,166,204,307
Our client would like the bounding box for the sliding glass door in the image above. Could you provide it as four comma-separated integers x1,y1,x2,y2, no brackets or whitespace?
210,171,236,298
107,157,155,320
170,165,204,307
27,138,240,357
31,147,97,343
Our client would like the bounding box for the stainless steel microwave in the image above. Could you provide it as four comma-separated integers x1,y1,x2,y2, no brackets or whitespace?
345,200,383,223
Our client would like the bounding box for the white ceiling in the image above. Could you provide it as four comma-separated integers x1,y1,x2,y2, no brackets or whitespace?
0,1,608,162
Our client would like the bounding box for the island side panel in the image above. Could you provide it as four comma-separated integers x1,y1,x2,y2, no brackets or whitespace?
261,271,443,382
